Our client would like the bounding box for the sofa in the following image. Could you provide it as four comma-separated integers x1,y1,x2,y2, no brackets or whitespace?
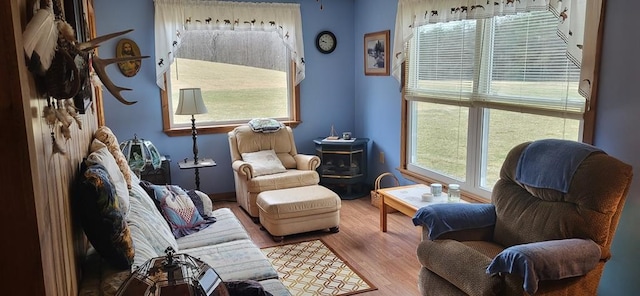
77,127,290,295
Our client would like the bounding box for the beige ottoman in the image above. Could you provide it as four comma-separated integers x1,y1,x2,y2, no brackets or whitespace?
256,185,341,241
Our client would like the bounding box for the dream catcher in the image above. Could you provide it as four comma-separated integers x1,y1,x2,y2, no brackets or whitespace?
23,0,148,154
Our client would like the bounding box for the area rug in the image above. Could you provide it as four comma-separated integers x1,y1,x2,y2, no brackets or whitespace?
261,239,377,296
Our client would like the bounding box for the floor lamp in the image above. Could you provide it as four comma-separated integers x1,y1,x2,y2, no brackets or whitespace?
175,88,208,165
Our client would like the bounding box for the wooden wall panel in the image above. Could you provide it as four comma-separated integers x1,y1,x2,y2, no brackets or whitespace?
2,0,99,295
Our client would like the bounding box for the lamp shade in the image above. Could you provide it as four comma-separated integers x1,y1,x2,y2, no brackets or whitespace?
119,135,162,173
176,88,208,115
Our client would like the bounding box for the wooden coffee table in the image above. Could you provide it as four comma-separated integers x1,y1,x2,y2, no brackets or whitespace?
379,184,450,232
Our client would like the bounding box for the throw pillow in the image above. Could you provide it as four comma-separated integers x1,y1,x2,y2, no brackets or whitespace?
146,184,207,238
75,163,134,269
241,150,287,177
94,126,132,189
86,142,130,216
186,190,214,217
486,238,601,295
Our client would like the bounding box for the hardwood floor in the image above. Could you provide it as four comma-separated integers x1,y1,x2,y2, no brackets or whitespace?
214,195,422,296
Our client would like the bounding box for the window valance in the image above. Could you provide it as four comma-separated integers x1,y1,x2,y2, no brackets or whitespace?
392,0,597,100
154,0,304,89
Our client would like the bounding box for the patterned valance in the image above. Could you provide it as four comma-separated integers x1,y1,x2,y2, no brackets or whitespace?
392,0,593,99
154,0,304,89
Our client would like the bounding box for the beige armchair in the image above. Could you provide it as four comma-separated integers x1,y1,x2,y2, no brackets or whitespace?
228,125,320,220
414,140,632,295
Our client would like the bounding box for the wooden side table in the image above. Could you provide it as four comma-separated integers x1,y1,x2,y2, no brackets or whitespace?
177,158,216,191
378,184,466,232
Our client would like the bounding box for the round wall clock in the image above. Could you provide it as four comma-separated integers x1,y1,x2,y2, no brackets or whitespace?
316,31,337,54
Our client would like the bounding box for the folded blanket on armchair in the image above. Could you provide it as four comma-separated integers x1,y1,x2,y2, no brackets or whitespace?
412,203,496,240
515,139,603,193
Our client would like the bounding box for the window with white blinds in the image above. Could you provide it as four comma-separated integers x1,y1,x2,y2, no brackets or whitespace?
407,11,583,119
405,10,583,199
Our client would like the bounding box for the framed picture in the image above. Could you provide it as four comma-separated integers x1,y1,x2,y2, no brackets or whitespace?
364,30,390,76
116,38,142,77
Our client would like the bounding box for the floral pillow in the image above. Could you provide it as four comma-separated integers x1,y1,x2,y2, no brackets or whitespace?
146,184,209,238
94,126,132,189
75,163,134,269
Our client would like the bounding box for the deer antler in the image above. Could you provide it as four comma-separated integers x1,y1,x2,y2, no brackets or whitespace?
78,29,149,105
77,29,133,51
92,55,149,105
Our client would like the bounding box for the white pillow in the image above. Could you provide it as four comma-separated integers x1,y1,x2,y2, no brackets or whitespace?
86,141,130,216
241,150,287,176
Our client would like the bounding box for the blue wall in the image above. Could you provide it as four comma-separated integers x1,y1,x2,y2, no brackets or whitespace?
96,0,640,293
94,0,356,194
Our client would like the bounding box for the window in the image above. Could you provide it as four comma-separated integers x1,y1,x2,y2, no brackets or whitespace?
404,11,583,199
161,30,299,135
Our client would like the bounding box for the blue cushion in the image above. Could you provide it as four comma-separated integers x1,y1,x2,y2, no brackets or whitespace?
75,163,134,269
486,238,601,295
412,203,496,240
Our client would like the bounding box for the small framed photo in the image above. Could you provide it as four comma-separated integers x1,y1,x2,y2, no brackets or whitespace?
364,30,390,76
116,38,142,77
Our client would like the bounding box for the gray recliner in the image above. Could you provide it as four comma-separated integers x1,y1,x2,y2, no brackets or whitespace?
415,140,633,295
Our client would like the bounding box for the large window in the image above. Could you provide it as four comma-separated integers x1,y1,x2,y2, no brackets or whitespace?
404,11,583,199
161,30,298,135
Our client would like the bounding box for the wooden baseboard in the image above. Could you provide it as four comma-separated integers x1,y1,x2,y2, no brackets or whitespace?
209,192,236,202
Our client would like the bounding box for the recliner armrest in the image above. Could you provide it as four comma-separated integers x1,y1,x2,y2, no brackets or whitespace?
486,238,601,295
412,203,496,240
293,154,321,171
232,160,254,180
431,225,495,242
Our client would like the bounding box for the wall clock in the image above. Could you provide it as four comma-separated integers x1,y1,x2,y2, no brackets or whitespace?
316,31,337,54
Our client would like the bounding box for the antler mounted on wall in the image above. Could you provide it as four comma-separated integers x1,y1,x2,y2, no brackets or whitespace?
79,29,150,105
23,0,149,105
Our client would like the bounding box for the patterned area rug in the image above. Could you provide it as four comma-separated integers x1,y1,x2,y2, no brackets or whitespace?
261,239,377,296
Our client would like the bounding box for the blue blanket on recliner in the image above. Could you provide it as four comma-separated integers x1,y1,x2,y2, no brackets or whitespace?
515,139,603,193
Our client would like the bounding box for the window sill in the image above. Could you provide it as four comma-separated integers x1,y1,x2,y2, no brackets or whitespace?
397,167,489,204
163,120,301,137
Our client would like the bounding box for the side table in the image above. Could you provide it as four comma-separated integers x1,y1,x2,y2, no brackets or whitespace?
378,184,466,232
177,158,216,191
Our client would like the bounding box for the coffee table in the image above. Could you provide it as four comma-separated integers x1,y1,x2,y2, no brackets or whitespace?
379,184,450,232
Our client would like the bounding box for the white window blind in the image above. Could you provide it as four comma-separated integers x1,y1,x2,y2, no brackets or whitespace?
406,11,584,119
407,20,477,106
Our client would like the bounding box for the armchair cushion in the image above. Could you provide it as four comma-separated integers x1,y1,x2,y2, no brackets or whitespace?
486,238,601,295
241,150,287,177
413,204,496,240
